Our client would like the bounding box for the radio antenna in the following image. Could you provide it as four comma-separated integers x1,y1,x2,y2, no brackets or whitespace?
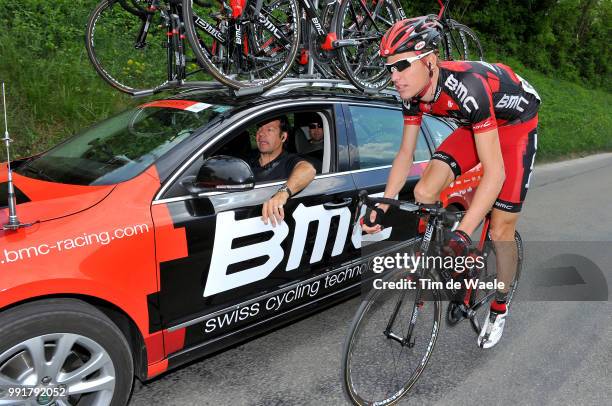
2,82,30,230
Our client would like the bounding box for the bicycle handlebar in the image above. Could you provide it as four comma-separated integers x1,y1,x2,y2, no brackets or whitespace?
357,190,463,226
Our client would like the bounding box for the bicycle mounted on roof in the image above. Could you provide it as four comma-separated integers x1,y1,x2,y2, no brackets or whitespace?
85,0,484,97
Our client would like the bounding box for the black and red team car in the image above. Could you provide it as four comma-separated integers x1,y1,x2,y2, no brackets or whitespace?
0,82,481,405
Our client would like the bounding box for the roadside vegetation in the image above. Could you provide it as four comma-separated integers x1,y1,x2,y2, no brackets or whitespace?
0,0,610,161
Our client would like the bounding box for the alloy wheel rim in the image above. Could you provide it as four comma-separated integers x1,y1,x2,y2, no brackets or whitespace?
0,333,116,406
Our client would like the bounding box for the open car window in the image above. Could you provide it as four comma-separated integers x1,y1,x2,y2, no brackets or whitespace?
16,100,229,185
348,105,431,168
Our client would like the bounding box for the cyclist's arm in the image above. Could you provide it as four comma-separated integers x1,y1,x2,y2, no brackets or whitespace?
362,123,419,234
384,123,420,204
458,128,505,235
451,74,506,235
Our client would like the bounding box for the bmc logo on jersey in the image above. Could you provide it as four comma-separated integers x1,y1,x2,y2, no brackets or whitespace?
444,74,479,113
496,94,530,112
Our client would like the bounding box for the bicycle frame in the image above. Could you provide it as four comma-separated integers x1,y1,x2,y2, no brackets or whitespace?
247,0,403,53
357,192,496,345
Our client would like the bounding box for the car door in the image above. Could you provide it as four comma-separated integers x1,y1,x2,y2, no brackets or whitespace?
151,102,364,356
344,102,433,255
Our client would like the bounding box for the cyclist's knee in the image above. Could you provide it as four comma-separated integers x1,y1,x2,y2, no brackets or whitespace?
414,181,439,203
489,214,518,241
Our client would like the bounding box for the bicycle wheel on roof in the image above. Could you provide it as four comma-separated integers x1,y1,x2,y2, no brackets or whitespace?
182,0,301,90
85,0,171,94
336,0,401,92
441,20,484,61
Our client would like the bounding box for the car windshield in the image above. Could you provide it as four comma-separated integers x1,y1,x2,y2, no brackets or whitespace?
16,100,230,185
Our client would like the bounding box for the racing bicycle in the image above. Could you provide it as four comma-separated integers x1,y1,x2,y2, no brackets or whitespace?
342,191,522,405
182,0,404,91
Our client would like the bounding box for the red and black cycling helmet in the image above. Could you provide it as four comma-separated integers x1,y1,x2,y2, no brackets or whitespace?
380,15,443,57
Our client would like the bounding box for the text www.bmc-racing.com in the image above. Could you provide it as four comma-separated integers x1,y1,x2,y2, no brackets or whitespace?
1,224,150,265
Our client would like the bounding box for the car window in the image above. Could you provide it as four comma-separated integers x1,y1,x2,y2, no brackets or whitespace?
16,101,229,185
349,105,430,169
424,116,455,148
163,110,333,198
213,112,326,181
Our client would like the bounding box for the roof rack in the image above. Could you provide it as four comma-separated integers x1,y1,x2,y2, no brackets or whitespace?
260,78,401,101
133,78,400,101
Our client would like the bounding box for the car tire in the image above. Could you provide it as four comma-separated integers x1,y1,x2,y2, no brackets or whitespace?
0,298,133,406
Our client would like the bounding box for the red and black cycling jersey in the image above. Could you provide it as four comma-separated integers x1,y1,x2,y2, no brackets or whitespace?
402,61,541,133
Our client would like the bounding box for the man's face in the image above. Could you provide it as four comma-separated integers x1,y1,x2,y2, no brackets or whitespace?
309,122,324,142
256,119,285,154
387,51,431,100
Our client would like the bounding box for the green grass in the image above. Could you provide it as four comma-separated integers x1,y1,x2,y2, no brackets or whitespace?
502,57,612,161
0,35,137,158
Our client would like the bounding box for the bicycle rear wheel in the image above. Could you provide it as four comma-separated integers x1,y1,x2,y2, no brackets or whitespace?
342,268,441,405
183,0,300,90
85,0,171,94
441,20,483,61
336,0,400,91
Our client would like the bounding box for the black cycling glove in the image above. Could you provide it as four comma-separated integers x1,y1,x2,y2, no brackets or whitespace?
444,230,472,257
362,206,386,228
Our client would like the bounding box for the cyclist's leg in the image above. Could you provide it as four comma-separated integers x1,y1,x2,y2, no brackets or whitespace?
489,116,538,291
489,209,519,295
414,126,478,204
478,116,538,348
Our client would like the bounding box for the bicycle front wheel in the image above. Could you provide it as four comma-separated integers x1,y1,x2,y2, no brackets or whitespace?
342,268,442,406
85,0,171,94
441,20,484,61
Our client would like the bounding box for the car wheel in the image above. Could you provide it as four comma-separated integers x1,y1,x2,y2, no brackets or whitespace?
0,298,133,406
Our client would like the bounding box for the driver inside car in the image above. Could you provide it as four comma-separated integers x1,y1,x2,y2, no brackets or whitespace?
247,116,316,227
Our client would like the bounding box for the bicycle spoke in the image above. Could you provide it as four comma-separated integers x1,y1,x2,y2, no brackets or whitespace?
184,0,299,88
86,0,172,93
338,0,398,90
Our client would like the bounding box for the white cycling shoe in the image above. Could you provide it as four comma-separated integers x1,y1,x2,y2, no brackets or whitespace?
477,308,507,349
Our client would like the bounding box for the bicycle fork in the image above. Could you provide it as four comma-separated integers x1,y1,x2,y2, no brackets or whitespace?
383,281,424,348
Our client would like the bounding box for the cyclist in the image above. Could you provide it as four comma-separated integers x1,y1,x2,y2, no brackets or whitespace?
364,16,540,348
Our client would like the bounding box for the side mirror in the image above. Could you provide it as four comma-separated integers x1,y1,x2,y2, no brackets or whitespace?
180,155,255,195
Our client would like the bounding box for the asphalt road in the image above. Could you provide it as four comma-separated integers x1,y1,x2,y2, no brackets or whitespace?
130,153,612,406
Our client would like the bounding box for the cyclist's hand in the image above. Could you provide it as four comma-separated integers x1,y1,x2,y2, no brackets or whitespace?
443,230,472,257
360,204,389,234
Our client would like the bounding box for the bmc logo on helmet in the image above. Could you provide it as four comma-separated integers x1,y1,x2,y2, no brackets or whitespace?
444,74,479,113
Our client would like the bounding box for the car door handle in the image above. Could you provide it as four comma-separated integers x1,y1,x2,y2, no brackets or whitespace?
323,198,353,209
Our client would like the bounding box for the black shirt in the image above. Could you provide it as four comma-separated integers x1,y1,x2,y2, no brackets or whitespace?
248,150,310,182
